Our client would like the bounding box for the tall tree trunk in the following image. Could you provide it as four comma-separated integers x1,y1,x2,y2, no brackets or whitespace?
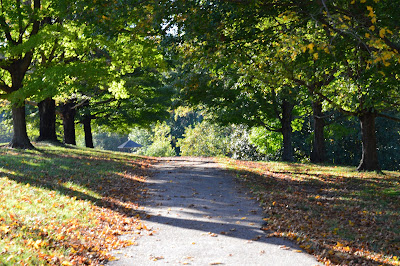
357,111,380,171
37,98,58,142
61,101,76,145
10,104,34,149
7,53,34,149
310,101,326,163
281,100,294,162
82,116,94,148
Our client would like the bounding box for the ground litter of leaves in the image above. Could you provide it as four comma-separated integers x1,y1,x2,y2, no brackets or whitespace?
0,143,155,265
220,158,400,265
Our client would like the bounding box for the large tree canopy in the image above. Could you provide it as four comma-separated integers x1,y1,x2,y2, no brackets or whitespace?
153,0,400,171
0,0,168,148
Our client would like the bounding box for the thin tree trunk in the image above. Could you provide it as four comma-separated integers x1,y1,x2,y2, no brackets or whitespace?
61,101,76,145
281,100,294,162
82,116,94,148
357,111,380,171
10,104,34,149
310,101,326,163
37,98,58,142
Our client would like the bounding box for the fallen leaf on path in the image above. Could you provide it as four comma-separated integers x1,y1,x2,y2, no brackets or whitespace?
150,255,164,261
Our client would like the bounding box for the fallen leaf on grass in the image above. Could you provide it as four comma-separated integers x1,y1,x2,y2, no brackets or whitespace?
220,158,400,265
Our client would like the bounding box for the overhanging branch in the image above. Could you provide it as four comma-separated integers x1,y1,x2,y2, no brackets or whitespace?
377,113,400,123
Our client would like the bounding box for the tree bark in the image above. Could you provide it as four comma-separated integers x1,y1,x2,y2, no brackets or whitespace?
357,111,380,171
10,104,34,149
37,98,58,142
7,54,34,149
82,116,94,148
61,101,76,145
281,100,294,162
310,101,326,163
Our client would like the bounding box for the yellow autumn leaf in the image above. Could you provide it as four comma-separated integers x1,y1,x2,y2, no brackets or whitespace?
371,17,377,24
379,28,386,38
62,261,73,266
366,6,373,11
369,25,375,31
0,225,10,234
360,0,366,3
307,43,314,52
313,53,319,60
382,51,392,60
365,33,370,38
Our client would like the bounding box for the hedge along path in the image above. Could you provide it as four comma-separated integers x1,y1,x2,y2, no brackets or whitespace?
108,157,320,265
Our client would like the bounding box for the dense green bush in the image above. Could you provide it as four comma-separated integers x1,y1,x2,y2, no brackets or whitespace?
140,122,176,157
177,121,229,157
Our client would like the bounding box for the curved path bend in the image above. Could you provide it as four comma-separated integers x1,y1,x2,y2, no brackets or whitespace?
108,157,321,266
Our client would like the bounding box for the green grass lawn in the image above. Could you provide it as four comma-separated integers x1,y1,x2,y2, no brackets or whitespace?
0,143,154,265
1,143,399,265
220,158,400,265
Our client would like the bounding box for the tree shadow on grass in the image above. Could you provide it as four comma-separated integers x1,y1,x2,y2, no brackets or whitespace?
0,146,153,217
229,162,400,265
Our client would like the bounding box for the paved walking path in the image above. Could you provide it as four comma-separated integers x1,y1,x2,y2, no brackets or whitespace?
108,157,321,266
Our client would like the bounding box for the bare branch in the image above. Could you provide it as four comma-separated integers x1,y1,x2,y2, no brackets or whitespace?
71,99,90,110
30,0,40,36
377,113,400,123
0,16,17,45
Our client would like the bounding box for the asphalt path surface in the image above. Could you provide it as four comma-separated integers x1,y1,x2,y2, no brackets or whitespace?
108,157,321,266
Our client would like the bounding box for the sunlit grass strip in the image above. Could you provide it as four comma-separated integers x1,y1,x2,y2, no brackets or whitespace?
0,144,153,265
219,158,400,266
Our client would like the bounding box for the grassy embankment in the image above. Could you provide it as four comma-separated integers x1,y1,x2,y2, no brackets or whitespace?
0,143,154,265
220,158,400,265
